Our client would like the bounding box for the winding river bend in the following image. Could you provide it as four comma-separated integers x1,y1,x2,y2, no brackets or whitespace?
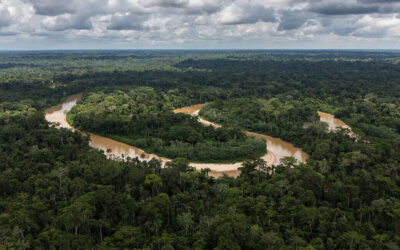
173,105,309,170
45,93,170,164
45,94,351,178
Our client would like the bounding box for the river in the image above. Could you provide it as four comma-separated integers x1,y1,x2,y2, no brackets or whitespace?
173,105,309,176
45,93,169,163
45,94,349,178
317,111,356,138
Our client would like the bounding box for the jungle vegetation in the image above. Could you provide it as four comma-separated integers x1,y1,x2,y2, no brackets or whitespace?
0,50,399,249
68,88,266,162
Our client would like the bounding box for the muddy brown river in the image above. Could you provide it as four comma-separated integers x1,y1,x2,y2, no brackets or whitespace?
45,94,351,178
44,93,169,163
174,105,309,175
318,111,351,131
317,111,356,138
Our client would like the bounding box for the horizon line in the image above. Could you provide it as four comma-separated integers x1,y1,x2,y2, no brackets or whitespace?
1,48,400,52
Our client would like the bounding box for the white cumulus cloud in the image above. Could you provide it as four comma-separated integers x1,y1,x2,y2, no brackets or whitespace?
0,0,400,49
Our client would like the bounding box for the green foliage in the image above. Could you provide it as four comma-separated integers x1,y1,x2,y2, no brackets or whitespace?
199,97,321,151
0,51,400,249
69,88,266,162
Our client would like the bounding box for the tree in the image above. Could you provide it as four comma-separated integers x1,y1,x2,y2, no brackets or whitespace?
166,158,191,173
103,226,145,249
260,232,284,249
300,206,319,234
59,193,95,235
177,212,194,236
145,174,163,196
290,236,307,250
339,231,366,249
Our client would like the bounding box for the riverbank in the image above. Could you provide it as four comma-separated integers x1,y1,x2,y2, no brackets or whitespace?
174,104,308,166
317,111,357,139
106,134,267,164
45,93,313,177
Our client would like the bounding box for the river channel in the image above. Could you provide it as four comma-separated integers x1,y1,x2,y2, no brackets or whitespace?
45,94,352,177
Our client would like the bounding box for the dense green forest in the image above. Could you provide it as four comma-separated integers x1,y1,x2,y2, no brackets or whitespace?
0,50,400,249
68,88,266,162
199,97,323,153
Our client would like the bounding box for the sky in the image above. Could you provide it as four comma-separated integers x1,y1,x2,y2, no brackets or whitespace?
1,0,400,50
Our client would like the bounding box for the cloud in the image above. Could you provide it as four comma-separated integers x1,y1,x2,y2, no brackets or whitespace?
318,16,362,36
25,0,76,16
307,0,400,15
108,14,148,30
42,14,92,31
0,8,12,27
278,10,312,31
217,3,276,25
358,0,400,3
0,31,18,36
139,0,188,8
352,15,400,37
309,0,379,15
184,0,227,14
137,0,227,14
1,0,400,49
